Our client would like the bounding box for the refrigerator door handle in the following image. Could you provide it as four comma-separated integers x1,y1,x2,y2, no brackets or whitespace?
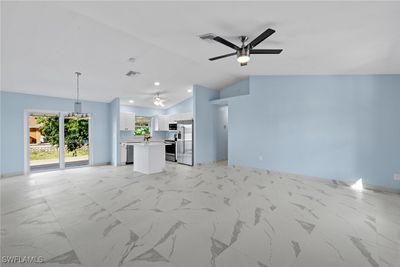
182,127,185,153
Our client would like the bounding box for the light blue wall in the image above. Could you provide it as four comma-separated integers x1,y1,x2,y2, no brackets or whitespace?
219,78,249,99
215,105,228,161
227,75,400,189
0,91,111,175
193,84,219,164
165,97,193,115
110,98,120,166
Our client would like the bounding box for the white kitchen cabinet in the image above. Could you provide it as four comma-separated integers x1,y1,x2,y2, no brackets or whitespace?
173,112,193,121
133,143,166,174
180,112,193,121
153,113,193,131
154,115,169,131
120,112,135,131
167,114,176,123
170,113,179,122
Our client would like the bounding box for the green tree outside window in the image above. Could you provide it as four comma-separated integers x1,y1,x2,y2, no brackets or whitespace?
134,116,151,136
36,116,89,156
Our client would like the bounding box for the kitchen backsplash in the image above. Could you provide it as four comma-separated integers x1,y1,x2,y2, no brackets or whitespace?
166,132,177,140
120,130,167,142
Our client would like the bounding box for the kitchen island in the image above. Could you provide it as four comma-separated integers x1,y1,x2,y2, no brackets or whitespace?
133,142,166,174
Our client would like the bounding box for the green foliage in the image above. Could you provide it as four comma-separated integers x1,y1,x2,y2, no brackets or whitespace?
134,116,151,136
64,118,89,156
134,127,150,136
30,146,88,160
36,116,89,157
36,116,59,146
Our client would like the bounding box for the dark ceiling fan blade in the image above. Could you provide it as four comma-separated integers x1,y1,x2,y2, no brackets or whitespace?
248,28,276,48
213,36,240,50
250,49,282,54
209,52,236,61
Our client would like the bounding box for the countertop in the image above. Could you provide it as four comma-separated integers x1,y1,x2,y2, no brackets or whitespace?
132,142,166,146
120,140,164,144
121,140,175,145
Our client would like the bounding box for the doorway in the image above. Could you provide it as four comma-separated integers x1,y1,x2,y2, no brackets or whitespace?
26,111,91,173
29,113,60,171
64,115,89,167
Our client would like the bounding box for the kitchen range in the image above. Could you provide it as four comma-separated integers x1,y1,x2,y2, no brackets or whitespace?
164,139,177,162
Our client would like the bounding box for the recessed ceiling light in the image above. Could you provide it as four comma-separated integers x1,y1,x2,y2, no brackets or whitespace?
154,81,160,86
187,89,192,93
129,100,134,103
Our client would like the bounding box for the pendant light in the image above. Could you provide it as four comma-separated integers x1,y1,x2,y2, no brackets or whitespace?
68,72,88,117
74,72,82,113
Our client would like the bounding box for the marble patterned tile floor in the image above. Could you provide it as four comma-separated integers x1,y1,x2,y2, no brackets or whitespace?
1,162,399,267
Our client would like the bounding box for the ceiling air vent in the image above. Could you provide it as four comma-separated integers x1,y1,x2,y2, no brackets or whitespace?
199,33,216,42
126,70,141,77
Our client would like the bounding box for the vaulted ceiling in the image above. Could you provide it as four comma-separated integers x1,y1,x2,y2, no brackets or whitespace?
2,1,399,108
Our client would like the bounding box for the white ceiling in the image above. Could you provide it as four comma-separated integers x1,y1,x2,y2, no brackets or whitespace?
2,1,399,108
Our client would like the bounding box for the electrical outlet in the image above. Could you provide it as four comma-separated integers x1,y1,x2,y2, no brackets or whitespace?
394,173,400,181
258,155,263,161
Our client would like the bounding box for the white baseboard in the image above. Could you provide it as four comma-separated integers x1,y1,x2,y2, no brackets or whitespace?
364,183,400,195
91,162,111,166
1,171,24,179
1,162,112,178
196,160,227,166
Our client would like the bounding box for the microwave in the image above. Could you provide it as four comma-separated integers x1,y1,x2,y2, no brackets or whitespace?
168,123,177,130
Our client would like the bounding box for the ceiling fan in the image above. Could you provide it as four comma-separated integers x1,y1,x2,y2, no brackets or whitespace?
153,93,165,107
208,28,282,66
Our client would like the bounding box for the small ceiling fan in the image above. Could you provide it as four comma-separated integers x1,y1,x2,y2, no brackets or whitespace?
153,93,165,107
208,28,282,66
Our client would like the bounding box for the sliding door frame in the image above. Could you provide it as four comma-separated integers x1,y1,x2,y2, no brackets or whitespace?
24,109,93,175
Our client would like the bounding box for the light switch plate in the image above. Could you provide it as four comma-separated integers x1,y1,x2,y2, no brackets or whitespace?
394,173,400,181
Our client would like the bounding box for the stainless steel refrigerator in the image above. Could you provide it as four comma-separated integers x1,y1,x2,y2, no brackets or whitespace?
176,120,193,166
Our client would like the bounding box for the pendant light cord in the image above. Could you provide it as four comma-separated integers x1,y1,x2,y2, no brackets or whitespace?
75,72,81,103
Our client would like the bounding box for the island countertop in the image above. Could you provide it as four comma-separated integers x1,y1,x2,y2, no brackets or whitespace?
131,142,166,146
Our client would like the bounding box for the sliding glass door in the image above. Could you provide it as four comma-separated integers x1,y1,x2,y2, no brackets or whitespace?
28,112,90,172
64,116,89,167
29,113,60,171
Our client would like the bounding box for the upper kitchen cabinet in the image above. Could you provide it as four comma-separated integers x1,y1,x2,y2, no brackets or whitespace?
153,115,169,131
173,112,193,121
120,112,135,131
153,113,193,131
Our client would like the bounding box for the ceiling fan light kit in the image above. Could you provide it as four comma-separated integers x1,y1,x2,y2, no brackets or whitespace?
207,28,283,66
153,93,165,107
237,48,250,64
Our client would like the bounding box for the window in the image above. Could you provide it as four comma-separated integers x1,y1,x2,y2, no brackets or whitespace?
134,116,151,136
